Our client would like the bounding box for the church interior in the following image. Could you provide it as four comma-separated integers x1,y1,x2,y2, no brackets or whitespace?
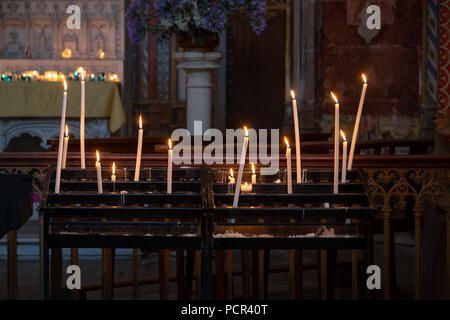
0,0,449,301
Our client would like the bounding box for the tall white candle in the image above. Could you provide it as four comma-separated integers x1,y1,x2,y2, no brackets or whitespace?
341,130,348,183
233,127,249,208
331,92,339,194
285,137,292,194
251,163,257,184
111,161,116,183
290,90,302,183
79,67,86,169
62,125,69,169
348,74,368,170
95,150,103,194
55,76,68,194
134,115,143,181
167,138,173,194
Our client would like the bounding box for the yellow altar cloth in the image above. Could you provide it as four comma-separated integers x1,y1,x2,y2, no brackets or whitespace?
0,81,126,133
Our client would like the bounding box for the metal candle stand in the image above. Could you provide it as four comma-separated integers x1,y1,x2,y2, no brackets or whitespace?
207,169,374,300
40,166,208,300
40,166,374,300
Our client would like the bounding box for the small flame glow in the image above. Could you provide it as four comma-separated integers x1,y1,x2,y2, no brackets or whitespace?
340,130,346,141
112,162,116,175
61,75,67,91
98,49,105,59
330,91,338,104
290,90,296,100
139,115,142,129
284,136,290,148
77,67,85,81
362,73,367,84
96,150,100,162
168,138,172,150
65,124,69,137
244,126,248,137
230,168,234,177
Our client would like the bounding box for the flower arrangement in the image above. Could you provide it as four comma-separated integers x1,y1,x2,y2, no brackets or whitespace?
126,0,266,45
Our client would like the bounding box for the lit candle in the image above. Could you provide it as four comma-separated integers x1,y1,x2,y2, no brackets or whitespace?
78,67,86,169
62,125,69,169
340,130,348,183
285,137,292,194
348,74,368,170
251,163,257,184
240,182,252,192
229,168,235,184
330,92,339,194
111,162,116,183
54,76,68,194
95,150,103,194
167,138,173,194
233,126,249,208
290,90,302,183
134,115,143,181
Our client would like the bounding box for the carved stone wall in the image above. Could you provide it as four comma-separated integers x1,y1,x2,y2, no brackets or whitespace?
0,0,124,60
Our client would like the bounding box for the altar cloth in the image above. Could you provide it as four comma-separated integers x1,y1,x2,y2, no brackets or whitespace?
0,81,126,133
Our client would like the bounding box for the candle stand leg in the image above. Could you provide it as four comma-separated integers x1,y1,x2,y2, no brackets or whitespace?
132,249,139,299
7,230,18,300
241,250,251,299
351,250,359,300
294,250,303,300
50,248,62,300
101,248,115,300
226,250,233,300
414,206,422,300
176,250,185,300
195,250,202,299
215,250,225,299
158,250,170,299
185,249,195,300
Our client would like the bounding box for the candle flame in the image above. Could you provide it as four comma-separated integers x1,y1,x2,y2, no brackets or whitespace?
65,124,69,137
96,150,100,162
340,130,346,141
362,73,367,84
244,126,248,137
77,67,85,81
168,138,172,150
284,136,290,148
61,75,67,91
230,168,234,177
139,115,142,129
290,90,296,100
251,163,255,175
98,49,105,59
330,91,338,104
112,162,116,175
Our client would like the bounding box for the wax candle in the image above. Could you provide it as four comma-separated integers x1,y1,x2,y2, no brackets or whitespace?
54,76,68,194
240,182,252,192
341,130,348,183
95,150,103,194
348,74,368,170
167,138,173,194
330,92,339,194
134,115,143,181
233,126,249,208
78,67,86,169
285,137,292,194
290,90,302,183
229,168,235,184
111,162,116,182
62,125,69,169
251,163,257,184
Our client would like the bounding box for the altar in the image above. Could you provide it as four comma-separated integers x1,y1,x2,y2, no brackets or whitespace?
0,81,126,151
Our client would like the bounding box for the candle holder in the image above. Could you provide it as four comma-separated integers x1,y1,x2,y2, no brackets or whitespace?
227,182,235,194
98,72,105,81
89,74,96,82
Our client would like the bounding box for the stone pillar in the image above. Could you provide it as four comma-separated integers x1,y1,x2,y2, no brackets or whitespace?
174,52,222,133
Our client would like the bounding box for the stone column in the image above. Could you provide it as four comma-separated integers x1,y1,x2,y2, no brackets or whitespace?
174,52,222,133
